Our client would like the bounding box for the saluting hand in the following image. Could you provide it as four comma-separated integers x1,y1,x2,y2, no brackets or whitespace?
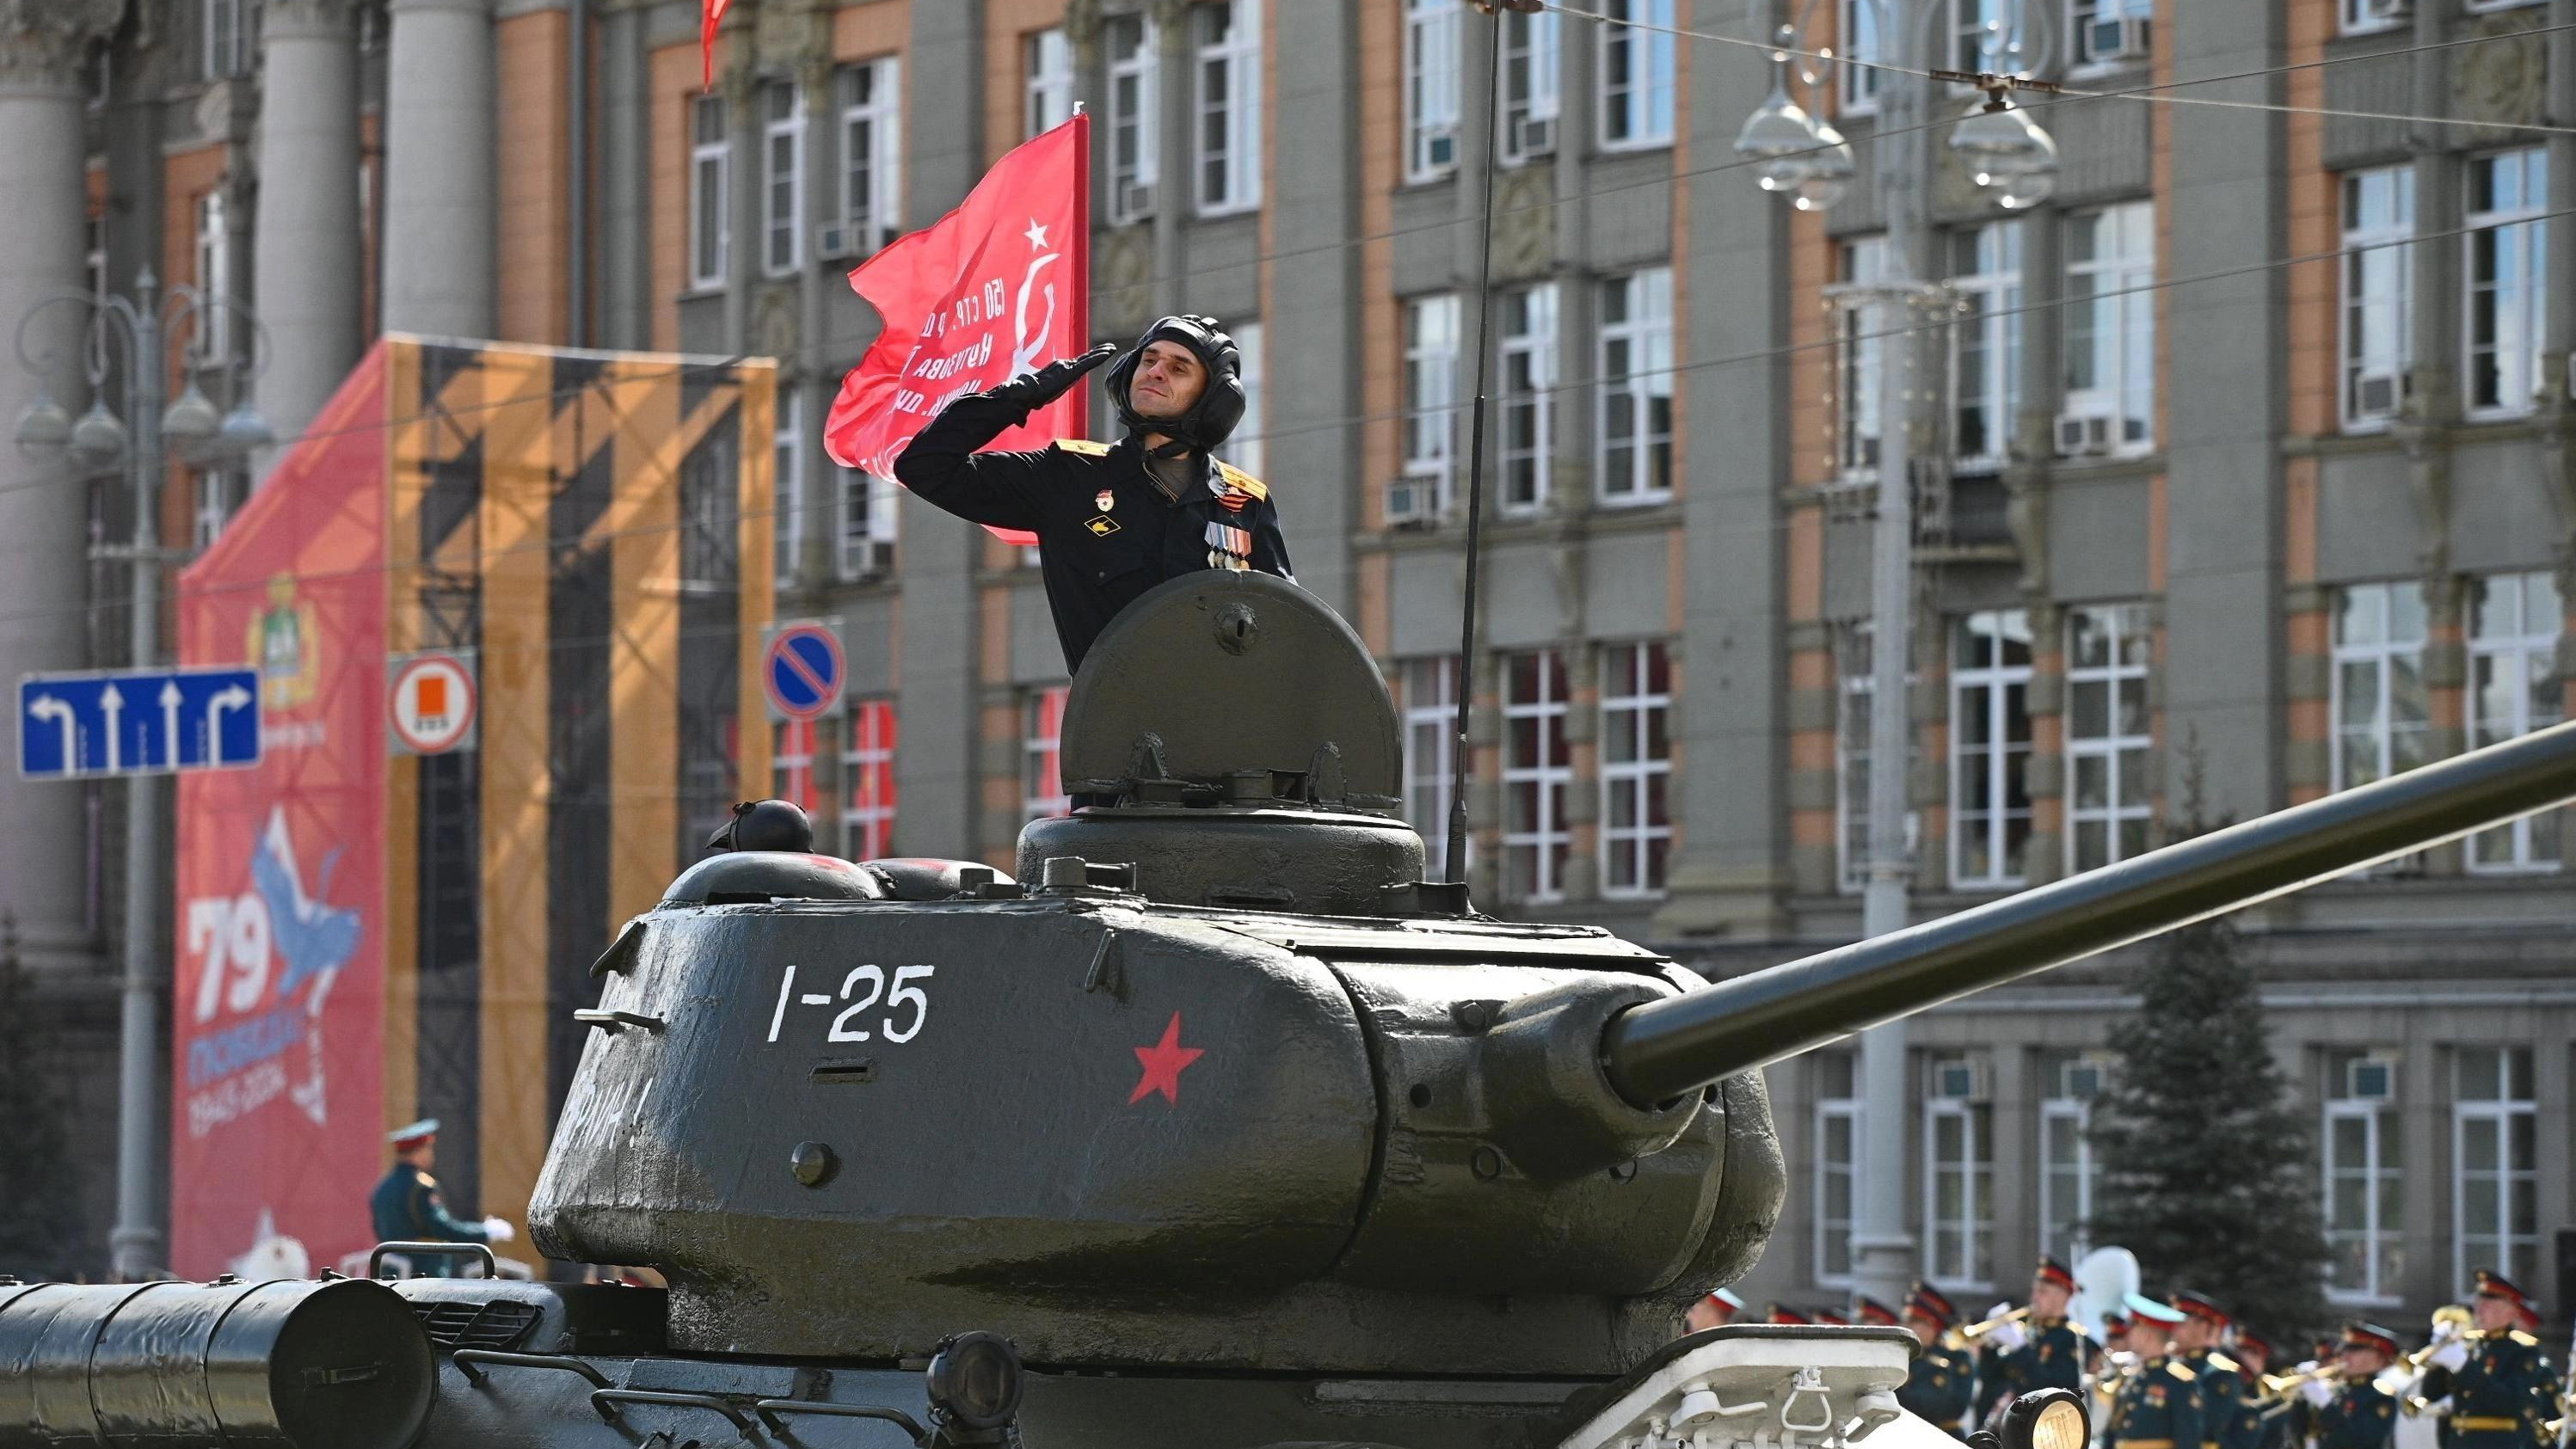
988,344,1121,413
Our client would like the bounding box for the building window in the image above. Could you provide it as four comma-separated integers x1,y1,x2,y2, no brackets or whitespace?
1837,237,1887,478
1403,657,1459,875
1498,9,1561,162
1109,15,1160,223
2339,0,2407,34
1503,649,1571,902
2063,202,2155,457
760,80,803,278
204,0,257,81
1227,320,1266,477
1599,267,1674,505
194,470,243,550
839,58,901,255
1195,0,1260,215
1598,0,1676,150
2341,166,2415,429
1947,0,2012,73
2065,602,2151,873
1023,685,1070,821
690,94,729,290
194,191,232,365
774,393,803,586
1396,293,1460,522
842,699,897,859
2323,1048,2405,1305
85,212,108,299
1499,283,1558,514
2452,1046,2537,1291
1814,1051,1861,1286
2038,1051,2106,1266
1840,0,1880,114
838,469,898,581
1951,610,2032,889
773,718,819,814
1924,1059,1995,1289
2464,149,2548,419
1405,0,1460,181
1025,27,1073,138
2331,580,2428,791
1950,222,2022,472
2069,0,2152,68
1601,642,1672,897
2468,571,2563,872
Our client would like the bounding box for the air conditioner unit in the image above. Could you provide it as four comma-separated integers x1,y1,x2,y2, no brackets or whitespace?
2354,372,2404,417
2361,0,2408,20
1511,114,1557,157
815,223,851,261
1424,126,1458,172
1115,180,1155,220
2346,1055,2398,1102
1386,475,1442,526
2062,1054,2113,1101
2087,13,2150,63
2055,412,2115,457
1932,1059,1992,1102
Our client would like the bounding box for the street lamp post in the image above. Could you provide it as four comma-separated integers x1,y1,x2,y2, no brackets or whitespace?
1736,0,2060,1317
14,270,273,1281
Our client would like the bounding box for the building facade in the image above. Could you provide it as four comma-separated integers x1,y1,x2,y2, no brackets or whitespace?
5,0,2573,1316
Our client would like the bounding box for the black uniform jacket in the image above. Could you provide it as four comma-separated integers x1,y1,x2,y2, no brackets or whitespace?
895,388,1294,672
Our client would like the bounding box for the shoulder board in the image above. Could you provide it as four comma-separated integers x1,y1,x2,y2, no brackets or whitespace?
2168,1363,2198,1384
2210,1353,2239,1373
1054,439,1111,457
2509,1330,2539,1347
1214,461,1269,500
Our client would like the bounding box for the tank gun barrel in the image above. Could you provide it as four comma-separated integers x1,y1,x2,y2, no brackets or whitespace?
1602,717,2576,1108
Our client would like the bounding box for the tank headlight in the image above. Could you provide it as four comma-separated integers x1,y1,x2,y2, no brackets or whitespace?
925,1330,1025,1434
1997,1388,2089,1449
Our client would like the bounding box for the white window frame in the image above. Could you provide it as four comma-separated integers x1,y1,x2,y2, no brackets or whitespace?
839,58,902,255
2463,149,2549,421
2323,1056,2405,1307
194,470,242,550
85,212,108,300
1194,0,1261,216
690,93,729,290
1023,685,1071,822
1503,649,1572,904
1839,0,1881,114
1923,1069,1995,1292
1949,222,2022,474
2068,0,2153,71
1499,282,1558,515
838,468,899,582
2038,1059,2099,1267
194,190,232,365
1837,237,1888,480
2467,571,2563,872
1950,610,2033,890
2064,602,2152,875
1946,0,2013,75
2063,201,2156,457
1813,1052,1862,1289
2339,0,2408,35
841,699,896,860
1405,0,1460,182
1498,9,1561,163
2330,580,2429,792
2451,1047,2538,1292
204,0,255,82
1109,15,1161,224
1230,320,1266,478
1401,293,1461,519
2340,166,2415,431
1024,26,1073,140
774,391,804,587
773,717,818,814
760,80,804,279
1597,267,1675,506
1597,0,1676,150
1403,657,1460,876
1600,641,1672,899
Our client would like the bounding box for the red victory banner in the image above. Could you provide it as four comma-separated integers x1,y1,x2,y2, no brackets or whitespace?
825,113,1090,546
700,0,730,85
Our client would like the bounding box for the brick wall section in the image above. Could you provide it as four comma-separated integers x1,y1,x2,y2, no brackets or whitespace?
497,9,571,345
649,40,693,353
2283,0,2334,807
979,0,1064,169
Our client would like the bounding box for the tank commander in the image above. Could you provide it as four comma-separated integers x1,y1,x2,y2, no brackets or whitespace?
369,1118,514,1276
895,315,1294,672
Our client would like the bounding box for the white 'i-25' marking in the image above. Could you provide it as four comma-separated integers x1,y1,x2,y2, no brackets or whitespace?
765,961,937,1046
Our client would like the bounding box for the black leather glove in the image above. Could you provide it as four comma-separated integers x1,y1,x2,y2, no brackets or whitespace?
987,344,1119,413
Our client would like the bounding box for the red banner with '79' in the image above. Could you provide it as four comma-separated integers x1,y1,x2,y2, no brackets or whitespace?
823,114,1090,546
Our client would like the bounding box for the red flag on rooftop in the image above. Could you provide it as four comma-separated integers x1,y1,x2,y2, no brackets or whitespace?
824,114,1090,547
700,0,729,87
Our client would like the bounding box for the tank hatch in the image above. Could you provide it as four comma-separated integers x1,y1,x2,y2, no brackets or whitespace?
1020,571,1448,916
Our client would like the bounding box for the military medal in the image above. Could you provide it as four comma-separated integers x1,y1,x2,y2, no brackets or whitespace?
1204,519,1251,572
1096,488,1116,513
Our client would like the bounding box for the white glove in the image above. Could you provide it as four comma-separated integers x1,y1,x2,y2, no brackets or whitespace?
2300,1378,2335,1408
2423,1397,2454,1419
1986,1319,2031,1354
481,1216,517,1243
2428,1339,2468,1373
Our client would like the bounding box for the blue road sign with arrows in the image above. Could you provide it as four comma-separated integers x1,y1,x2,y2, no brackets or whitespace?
17,667,262,780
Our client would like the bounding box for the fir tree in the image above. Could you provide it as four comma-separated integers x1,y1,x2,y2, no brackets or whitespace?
2085,752,2332,1344
0,912,79,1280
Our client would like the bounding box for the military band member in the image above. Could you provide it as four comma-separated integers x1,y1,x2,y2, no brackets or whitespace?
1983,1256,2095,1421
2295,1324,2401,1449
2425,1272,2557,1449
2175,1291,2250,1449
1891,1282,1977,1438
2109,1296,2204,1449
1768,1304,1815,1326
1684,1287,1746,1335
2235,1331,2292,1449
368,1119,514,1276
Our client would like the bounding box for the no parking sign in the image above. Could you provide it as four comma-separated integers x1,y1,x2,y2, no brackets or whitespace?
764,622,845,722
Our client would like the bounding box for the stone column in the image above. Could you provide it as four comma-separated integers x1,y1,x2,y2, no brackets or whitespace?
381,0,495,339
0,0,121,973
253,0,365,470
595,0,654,351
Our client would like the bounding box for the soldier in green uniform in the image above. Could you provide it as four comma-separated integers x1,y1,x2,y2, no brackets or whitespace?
1882,1282,1977,1437
1981,1256,2094,1426
2292,1323,2402,1449
2107,1294,2204,1449
2232,1330,2293,1449
367,1119,513,1276
2425,1272,2556,1449
2174,1291,2250,1449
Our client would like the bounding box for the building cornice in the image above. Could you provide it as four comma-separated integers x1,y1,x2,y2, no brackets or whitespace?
0,0,120,95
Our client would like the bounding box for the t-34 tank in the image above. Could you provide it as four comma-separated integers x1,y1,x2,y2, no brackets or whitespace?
13,571,2576,1449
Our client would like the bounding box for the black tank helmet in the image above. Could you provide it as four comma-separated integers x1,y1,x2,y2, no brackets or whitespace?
1104,314,1245,459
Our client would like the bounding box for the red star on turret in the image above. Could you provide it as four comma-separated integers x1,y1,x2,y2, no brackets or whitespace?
1128,1011,1205,1105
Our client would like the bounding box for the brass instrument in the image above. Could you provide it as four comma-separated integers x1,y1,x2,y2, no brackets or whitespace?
2258,1365,2341,1400
2377,1304,2476,1409
1943,1305,2032,1350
